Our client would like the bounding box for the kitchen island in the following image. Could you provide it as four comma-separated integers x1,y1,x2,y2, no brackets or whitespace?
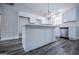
22,24,56,52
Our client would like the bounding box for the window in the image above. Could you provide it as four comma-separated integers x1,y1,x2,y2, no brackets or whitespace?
53,13,62,26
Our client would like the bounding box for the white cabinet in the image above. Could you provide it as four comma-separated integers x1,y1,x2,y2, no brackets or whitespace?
55,27,60,37
69,27,76,40
62,7,76,23
69,27,79,40
76,27,79,39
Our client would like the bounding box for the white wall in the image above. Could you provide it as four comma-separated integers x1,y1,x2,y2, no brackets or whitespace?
0,15,1,39
76,4,79,21
0,5,2,14
0,5,1,39
0,9,1,14
1,4,19,40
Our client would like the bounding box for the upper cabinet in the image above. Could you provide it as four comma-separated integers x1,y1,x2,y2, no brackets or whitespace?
62,7,76,23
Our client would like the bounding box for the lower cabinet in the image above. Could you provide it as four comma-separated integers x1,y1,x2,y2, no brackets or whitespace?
68,27,79,40
55,27,60,37
76,27,79,39
69,27,76,40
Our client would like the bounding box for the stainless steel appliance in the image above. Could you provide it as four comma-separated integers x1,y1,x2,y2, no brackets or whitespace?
60,27,69,39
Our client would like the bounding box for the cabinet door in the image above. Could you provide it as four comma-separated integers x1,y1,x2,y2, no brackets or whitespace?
76,27,79,39
55,27,60,37
69,27,76,40
62,7,76,22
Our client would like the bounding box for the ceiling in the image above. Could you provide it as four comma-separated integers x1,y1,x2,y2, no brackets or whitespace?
14,3,77,17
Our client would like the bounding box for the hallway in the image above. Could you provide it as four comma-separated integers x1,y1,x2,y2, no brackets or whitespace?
0,38,79,55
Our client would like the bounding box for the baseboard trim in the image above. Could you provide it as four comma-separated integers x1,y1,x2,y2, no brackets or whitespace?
1,36,20,41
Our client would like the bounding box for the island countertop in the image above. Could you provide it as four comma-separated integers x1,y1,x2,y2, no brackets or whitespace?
24,24,56,28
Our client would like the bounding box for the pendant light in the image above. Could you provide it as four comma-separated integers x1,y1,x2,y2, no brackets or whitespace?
47,3,51,20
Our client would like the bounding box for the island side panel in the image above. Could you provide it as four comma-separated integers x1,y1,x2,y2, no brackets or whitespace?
22,25,55,52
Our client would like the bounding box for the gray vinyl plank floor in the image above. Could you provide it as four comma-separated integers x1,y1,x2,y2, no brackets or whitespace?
0,38,79,55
